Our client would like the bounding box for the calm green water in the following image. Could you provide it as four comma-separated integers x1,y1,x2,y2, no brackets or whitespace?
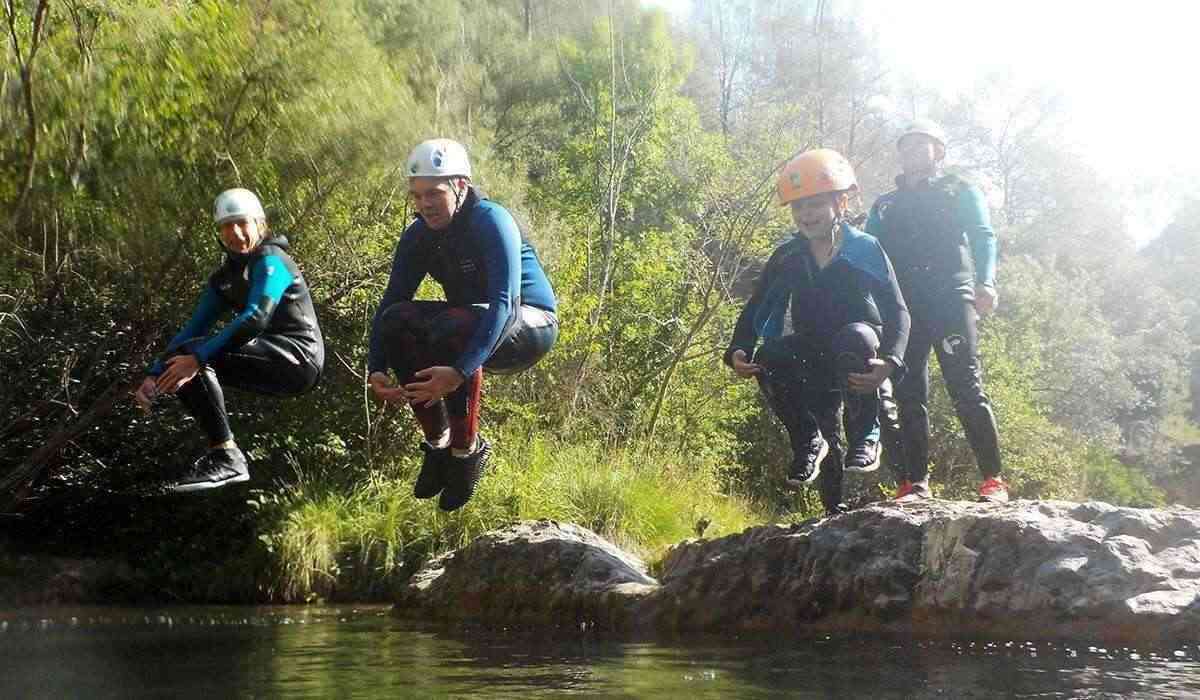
2,606,1199,698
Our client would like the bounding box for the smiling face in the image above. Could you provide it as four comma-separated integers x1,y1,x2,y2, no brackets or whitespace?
790,192,842,240
218,216,264,254
409,176,468,231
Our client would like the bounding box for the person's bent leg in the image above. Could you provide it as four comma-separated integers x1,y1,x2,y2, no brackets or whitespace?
812,388,847,515
174,363,234,448
878,380,907,482
833,323,883,473
166,336,319,492
423,306,495,511
378,301,451,445
484,306,559,376
755,335,825,485
425,306,490,453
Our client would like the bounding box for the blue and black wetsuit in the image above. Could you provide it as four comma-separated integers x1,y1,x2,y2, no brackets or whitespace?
148,235,324,444
866,172,1001,482
725,224,910,510
368,187,557,450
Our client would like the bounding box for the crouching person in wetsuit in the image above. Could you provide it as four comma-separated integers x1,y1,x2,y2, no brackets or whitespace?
725,149,910,515
133,188,325,492
368,138,558,512
865,119,1006,502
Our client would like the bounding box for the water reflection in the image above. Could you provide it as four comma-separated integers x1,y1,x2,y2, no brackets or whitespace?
1,607,1198,698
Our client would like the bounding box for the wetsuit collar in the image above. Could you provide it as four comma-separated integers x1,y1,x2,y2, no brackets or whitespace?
444,186,485,235
896,171,940,190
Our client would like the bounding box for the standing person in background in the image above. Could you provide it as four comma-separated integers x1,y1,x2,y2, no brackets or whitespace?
133,188,325,492
725,149,909,516
368,138,558,512
865,119,1007,502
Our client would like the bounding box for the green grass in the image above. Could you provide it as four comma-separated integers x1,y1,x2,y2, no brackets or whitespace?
255,430,761,602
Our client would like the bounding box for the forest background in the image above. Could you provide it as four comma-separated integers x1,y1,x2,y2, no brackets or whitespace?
2,0,1198,603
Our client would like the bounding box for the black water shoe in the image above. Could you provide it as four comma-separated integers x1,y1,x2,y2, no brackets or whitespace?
438,437,491,512
786,436,826,487
168,446,250,493
414,441,449,499
843,440,881,473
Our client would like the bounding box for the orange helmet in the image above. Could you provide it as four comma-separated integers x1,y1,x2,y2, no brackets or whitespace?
776,149,858,206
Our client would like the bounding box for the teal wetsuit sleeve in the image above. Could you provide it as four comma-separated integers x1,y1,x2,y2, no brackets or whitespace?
147,286,226,376
190,255,294,364
958,185,997,287
367,229,427,374
452,207,522,377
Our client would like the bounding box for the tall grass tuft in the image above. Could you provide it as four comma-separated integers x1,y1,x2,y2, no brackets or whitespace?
255,429,761,601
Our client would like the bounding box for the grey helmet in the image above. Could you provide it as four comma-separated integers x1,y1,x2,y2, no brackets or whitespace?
405,138,472,179
898,119,947,150
213,188,265,226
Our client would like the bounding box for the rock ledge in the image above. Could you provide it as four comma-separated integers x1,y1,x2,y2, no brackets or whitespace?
395,501,1200,642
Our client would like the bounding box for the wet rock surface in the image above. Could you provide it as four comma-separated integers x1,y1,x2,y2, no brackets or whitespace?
395,502,1200,642
394,520,657,628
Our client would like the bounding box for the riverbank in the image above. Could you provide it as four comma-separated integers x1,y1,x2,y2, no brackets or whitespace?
12,497,1200,644
1,437,763,605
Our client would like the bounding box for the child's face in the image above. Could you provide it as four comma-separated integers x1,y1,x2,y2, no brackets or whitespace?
219,217,263,254
790,193,838,240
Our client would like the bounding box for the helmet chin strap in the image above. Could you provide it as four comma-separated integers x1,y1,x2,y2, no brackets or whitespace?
448,178,469,218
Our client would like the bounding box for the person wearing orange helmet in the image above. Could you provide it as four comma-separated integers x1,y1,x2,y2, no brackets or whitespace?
725,149,910,515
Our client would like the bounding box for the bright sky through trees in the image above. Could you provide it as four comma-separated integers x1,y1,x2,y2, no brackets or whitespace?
644,0,1199,244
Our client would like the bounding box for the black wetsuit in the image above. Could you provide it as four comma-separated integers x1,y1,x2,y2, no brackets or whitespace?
368,187,557,450
866,173,1001,482
148,235,324,444
725,224,910,510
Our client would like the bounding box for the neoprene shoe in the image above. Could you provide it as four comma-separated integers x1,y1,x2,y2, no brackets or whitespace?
413,441,448,499
978,476,1009,503
844,440,881,473
438,437,491,512
895,478,931,501
786,436,826,487
168,446,250,493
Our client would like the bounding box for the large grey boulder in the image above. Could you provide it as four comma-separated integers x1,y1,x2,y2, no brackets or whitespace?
394,520,657,628
395,502,1200,642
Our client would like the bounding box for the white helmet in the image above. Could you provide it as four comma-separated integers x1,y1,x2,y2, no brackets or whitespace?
213,188,265,225
405,138,472,179
898,119,947,150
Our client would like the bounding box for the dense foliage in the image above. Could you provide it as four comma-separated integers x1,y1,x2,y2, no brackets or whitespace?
2,0,1195,600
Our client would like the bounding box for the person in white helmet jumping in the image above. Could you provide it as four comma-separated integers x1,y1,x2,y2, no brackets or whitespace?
133,188,325,492
367,138,558,512
865,119,1006,503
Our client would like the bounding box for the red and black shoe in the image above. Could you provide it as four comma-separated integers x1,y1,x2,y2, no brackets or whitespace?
978,476,1009,503
895,478,931,502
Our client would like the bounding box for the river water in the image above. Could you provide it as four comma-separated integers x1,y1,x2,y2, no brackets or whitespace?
2,606,1199,698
